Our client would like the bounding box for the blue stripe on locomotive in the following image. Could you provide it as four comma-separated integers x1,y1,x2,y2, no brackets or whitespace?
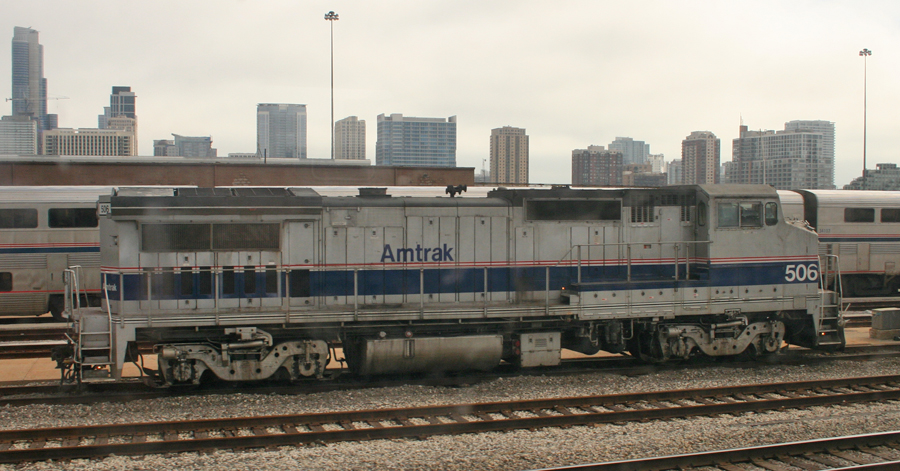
106,261,815,302
0,246,99,254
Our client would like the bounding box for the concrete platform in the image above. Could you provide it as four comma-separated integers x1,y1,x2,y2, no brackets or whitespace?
0,327,894,384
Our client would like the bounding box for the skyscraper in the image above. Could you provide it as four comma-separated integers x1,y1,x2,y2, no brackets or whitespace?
726,122,834,190
490,126,529,184
0,115,37,154
608,137,650,166
375,114,456,167
334,116,365,160
571,145,622,186
11,27,55,132
99,86,136,127
681,131,720,184
257,104,307,159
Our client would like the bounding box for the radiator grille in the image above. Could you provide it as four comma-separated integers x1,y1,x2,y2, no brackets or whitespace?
0,254,47,269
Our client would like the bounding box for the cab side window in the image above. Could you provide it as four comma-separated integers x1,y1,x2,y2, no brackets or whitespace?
718,201,763,228
765,202,778,226
717,203,739,227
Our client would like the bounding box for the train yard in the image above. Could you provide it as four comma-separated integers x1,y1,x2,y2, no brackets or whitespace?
0,349,896,469
0,374,898,464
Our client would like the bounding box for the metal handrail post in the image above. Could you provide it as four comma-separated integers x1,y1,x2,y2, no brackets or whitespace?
626,244,632,282
577,245,582,283
353,269,359,321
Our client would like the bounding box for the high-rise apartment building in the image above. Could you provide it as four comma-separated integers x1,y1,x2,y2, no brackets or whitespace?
334,116,365,160
257,104,307,159
0,115,37,154
726,121,834,190
375,114,456,167
490,126,529,184
571,145,623,186
667,159,683,185
647,154,666,174
608,137,649,165
681,131,720,184
845,163,900,190
42,128,135,156
173,134,216,158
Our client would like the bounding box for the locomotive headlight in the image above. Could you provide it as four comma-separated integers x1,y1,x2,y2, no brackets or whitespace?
404,331,413,338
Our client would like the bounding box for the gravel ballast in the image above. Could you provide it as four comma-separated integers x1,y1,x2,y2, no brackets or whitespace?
3,356,900,470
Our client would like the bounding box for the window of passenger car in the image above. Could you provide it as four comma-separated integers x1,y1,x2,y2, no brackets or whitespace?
0,209,38,229
844,208,875,223
765,202,778,226
0,272,10,291
881,208,900,223
48,208,98,228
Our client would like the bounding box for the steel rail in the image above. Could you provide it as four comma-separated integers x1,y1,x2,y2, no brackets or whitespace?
539,430,900,470
1,375,900,463
2,347,900,408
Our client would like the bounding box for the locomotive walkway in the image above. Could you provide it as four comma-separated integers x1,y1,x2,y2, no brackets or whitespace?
0,375,899,464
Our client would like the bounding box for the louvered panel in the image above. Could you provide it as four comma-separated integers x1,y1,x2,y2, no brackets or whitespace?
871,243,900,255
68,253,100,267
0,293,46,315
0,254,47,269
839,244,858,255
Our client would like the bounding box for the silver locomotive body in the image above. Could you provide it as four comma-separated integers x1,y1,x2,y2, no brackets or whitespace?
67,184,843,385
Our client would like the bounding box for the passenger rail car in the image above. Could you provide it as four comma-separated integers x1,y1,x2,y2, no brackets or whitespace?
789,190,900,297
64,184,843,385
0,187,108,319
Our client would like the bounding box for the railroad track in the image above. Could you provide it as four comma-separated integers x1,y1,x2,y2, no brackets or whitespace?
552,430,900,470
1,374,900,464
2,344,900,408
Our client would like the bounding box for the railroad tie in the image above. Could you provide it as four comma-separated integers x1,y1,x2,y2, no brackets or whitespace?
281,424,299,434
828,448,874,465
449,412,468,423
27,439,45,449
803,452,846,468
163,431,178,442
777,455,821,471
750,457,793,471
859,445,895,460
251,427,267,436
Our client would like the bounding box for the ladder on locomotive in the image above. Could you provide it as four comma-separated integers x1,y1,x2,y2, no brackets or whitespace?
816,254,845,347
63,267,114,382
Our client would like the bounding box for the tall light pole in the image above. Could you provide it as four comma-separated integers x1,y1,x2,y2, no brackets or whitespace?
325,11,339,159
860,48,871,189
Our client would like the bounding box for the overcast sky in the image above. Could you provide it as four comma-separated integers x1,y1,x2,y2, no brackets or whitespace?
3,1,898,187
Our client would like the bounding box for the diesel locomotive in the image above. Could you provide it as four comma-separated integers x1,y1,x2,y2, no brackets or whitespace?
60,184,843,385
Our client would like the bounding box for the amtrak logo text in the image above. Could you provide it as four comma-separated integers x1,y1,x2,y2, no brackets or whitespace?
380,244,454,263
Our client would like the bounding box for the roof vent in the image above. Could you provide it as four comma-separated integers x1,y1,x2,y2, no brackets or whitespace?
358,187,389,197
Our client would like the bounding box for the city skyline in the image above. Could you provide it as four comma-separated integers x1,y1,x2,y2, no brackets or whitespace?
2,1,898,187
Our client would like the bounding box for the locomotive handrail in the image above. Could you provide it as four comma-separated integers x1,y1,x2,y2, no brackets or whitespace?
556,240,712,284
